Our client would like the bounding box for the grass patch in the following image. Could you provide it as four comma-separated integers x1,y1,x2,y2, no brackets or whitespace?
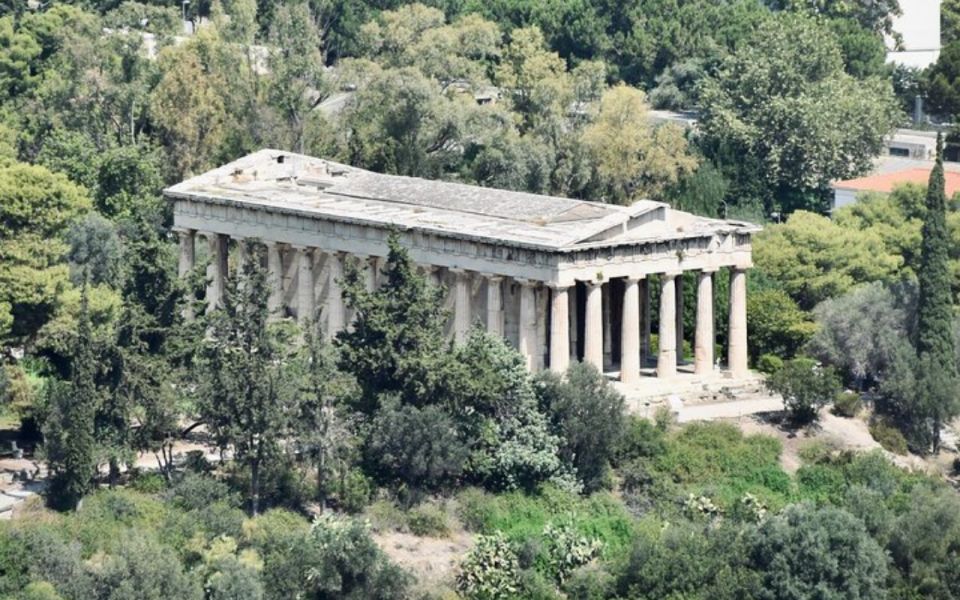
455,485,636,561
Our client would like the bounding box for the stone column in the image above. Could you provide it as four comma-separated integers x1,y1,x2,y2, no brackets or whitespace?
235,237,249,277
204,232,228,314
657,272,679,378
620,276,641,383
675,274,684,362
485,275,504,337
568,284,579,361
602,284,613,369
640,278,651,366
583,280,603,371
360,256,377,292
451,269,471,343
695,270,715,376
549,285,570,373
176,228,195,277
327,252,346,338
266,242,284,318
295,246,314,324
728,268,749,378
518,280,538,370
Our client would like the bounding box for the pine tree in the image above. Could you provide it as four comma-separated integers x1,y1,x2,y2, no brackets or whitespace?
913,133,958,452
45,283,98,511
335,233,451,412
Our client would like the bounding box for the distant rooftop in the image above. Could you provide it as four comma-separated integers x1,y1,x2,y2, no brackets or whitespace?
833,167,960,197
166,150,756,252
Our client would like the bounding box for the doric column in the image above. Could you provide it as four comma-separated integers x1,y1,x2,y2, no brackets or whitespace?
326,252,346,339
485,275,504,337
640,278,651,365
204,232,228,314
728,268,749,378
235,237,249,277
620,276,641,383
602,284,612,369
568,284,579,361
518,279,538,370
695,270,716,376
359,255,377,292
266,241,284,318
549,285,570,373
657,272,679,378
295,246,314,324
451,269,471,343
176,228,195,277
583,280,603,371
675,274,684,362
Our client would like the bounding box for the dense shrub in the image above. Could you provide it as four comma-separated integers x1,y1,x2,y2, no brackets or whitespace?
614,415,666,465
832,391,863,417
757,353,784,374
450,329,568,492
766,358,842,425
364,399,468,496
535,363,625,492
258,513,411,600
746,504,888,600
615,520,758,599
869,419,909,455
407,503,450,537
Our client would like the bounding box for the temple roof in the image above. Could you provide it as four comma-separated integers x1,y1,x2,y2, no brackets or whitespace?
165,149,759,252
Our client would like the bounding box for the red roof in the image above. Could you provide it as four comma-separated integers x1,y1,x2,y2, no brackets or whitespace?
833,168,960,196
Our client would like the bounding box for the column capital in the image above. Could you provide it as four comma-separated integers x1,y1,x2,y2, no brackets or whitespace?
480,272,504,282
448,267,470,275
172,226,195,235
515,277,540,288
546,282,570,291
700,267,720,274
580,278,603,288
660,270,682,280
624,274,645,284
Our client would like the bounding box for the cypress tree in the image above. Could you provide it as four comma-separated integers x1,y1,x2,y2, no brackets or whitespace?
45,283,98,510
914,133,958,452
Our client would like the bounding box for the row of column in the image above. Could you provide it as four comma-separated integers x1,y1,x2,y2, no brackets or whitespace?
569,270,748,382
176,229,748,380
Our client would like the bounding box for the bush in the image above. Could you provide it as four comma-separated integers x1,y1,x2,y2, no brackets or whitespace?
869,419,909,455
364,500,407,533
832,391,863,418
615,416,666,465
407,503,450,537
757,354,783,374
535,363,625,492
456,532,521,600
129,472,166,494
364,399,468,496
165,473,239,512
334,468,373,513
766,358,842,426
746,503,888,600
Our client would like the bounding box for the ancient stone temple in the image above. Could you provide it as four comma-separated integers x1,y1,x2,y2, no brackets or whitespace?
165,149,759,383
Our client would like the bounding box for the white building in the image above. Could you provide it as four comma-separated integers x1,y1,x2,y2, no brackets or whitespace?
165,150,759,383
887,0,942,69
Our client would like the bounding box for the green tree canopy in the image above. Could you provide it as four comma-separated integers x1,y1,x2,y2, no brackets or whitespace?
0,161,90,340
698,12,900,213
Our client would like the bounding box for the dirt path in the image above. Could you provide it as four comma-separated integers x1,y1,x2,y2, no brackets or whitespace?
374,530,473,592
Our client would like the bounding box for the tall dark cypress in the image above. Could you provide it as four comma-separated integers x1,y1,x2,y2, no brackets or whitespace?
915,133,957,452
46,283,98,510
